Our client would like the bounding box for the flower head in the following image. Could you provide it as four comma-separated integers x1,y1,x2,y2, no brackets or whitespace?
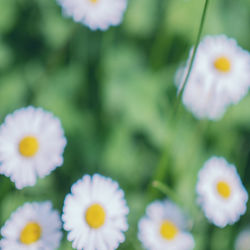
138,199,195,250
57,0,127,31
0,106,67,189
197,156,248,227
0,201,62,250
176,35,250,120
62,174,129,250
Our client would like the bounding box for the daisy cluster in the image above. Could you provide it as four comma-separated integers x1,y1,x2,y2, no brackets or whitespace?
0,0,249,249
137,156,249,250
0,104,129,249
0,105,249,249
0,120,129,250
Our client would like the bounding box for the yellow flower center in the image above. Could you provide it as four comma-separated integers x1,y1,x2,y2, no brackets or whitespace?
85,203,106,229
213,56,231,73
20,222,42,245
160,220,179,240
217,181,231,199
89,0,98,3
19,136,39,157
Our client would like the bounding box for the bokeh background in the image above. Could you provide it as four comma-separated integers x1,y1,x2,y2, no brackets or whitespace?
0,0,250,249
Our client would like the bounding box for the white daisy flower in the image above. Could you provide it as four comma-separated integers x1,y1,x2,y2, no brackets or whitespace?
197,156,248,228
138,199,195,250
0,106,67,189
176,35,250,120
57,0,127,31
235,228,250,250
0,201,62,250
62,174,129,250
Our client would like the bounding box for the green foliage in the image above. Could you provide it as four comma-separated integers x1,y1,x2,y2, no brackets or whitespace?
0,0,249,249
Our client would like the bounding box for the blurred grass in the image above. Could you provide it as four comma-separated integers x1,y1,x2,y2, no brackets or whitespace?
0,0,249,249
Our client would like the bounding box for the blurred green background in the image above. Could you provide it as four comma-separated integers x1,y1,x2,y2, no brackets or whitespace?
0,0,250,249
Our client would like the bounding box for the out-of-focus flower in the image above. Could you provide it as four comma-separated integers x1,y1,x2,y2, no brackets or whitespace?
56,0,127,31
235,228,250,250
62,174,129,250
0,106,67,189
197,156,248,227
138,199,195,250
176,35,250,120
0,201,62,250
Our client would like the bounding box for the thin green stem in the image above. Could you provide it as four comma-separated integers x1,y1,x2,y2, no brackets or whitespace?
148,0,210,201
152,181,181,205
175,0,210,111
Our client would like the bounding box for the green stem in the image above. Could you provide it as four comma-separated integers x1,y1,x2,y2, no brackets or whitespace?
152,181,181,205
148,0,210,201
175,0,210,110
